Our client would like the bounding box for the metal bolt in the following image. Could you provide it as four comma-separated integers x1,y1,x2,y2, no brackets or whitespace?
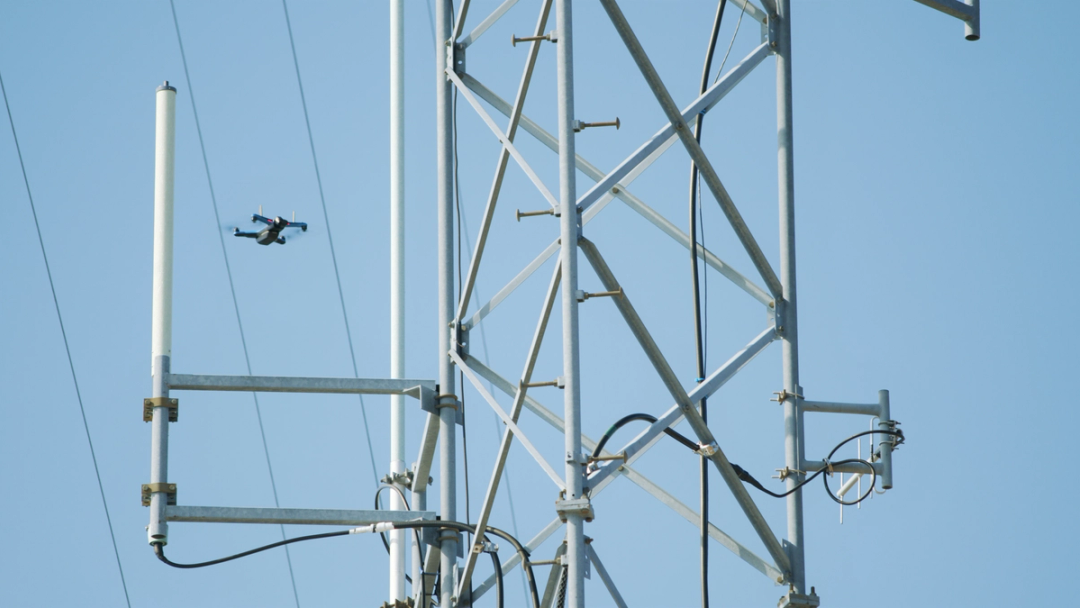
516,208,556,221
512,33,550,46
573,117,620,132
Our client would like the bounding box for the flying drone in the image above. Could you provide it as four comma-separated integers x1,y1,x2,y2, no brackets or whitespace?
233,210,307,245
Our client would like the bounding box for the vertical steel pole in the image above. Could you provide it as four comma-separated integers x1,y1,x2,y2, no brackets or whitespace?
389,0,407,602
436,0,458,605
148,81,176,546
555,2,586,607
776,0,805,593
878,390,894,490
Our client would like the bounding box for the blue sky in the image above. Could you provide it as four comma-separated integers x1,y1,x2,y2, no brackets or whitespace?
2,1,1077,606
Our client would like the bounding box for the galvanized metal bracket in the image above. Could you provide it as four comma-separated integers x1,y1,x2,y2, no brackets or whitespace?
555,497,594,523
771,389,803,404
447,39,465,75
143,397,178,422
778,586,820,608
761,9,780,53
379,599,414,608
141,482,177,507
382,470,415,490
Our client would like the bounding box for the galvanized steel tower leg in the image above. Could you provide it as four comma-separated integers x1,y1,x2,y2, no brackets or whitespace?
148,81,176,547
555,1,586,607
436,0,458,605
776,0,806,593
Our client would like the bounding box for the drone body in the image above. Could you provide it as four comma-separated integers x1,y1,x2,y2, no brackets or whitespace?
234,213,307,245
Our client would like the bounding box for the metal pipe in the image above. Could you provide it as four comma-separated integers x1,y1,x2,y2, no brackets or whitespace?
878,389,894,489
555,1,586,606
165,505,436,525
389,0,407,600
435,0,458,604
166,373,434,395
801,400,879,416
804,460,881,476
148,80,176,546
775,0,806,592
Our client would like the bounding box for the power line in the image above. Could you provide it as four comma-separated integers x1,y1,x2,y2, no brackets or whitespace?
0,67,131,608
279,0,381,491
167,2,301,605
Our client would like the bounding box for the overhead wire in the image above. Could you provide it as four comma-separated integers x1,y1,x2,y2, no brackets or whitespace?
279,0,381,491
168,3,301,605
1,65,132,608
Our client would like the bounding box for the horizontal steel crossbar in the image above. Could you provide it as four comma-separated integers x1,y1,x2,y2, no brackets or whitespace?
166,373,434,397
165,506,436,526
801,400,881,417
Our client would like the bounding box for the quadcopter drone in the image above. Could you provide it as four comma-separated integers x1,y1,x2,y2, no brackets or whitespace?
233,211,307,245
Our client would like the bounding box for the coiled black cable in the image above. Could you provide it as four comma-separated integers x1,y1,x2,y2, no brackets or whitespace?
592,415,904,507
732,429,905,506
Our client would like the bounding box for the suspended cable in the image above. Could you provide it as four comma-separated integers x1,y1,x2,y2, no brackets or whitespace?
168,4,302,604
279,0,381,493
690,3,727,607
155,518,537,608
733,429,905,506
1,64,132,608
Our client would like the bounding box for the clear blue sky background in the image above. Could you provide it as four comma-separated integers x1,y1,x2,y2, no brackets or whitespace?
2,1,1077,606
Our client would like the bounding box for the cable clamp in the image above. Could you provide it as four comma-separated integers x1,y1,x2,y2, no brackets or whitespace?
141,483,177,507
555,496,594,523
771,389,803,404
435,394,459,410
143,397,178,422
697,442,719,457
381,470,414,490
378,599,414,608
471,540,500,554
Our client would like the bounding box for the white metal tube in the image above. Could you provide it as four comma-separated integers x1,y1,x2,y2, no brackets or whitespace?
435,1,458,606
555,1,586,607
389,0,407,601
149,80,176,545
776,0,806,592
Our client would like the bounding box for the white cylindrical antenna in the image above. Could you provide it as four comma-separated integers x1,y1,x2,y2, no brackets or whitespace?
388,0,407,603
148,80,177,545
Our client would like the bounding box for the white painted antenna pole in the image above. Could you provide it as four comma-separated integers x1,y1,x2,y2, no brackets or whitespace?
389,0,407,603
149,80,177,545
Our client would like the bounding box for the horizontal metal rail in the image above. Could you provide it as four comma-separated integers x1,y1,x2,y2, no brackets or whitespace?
165,506,436,526
801,399,881,417
167,373,434,397
804,460,882,476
